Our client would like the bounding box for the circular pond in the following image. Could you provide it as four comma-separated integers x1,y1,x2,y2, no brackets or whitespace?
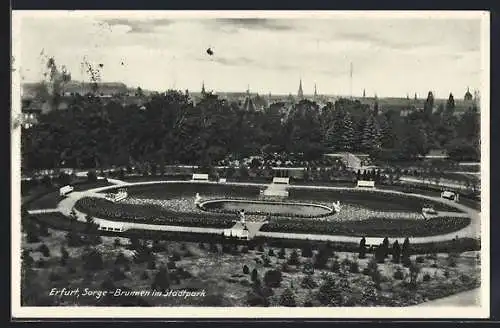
199,199,333,217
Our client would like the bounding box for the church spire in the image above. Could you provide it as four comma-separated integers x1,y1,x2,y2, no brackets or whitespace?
201,81,206,95
298,79,304,100
313,83,317,99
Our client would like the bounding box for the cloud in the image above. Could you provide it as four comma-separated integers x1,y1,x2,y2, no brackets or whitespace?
214,18,295,32
100,18,173,34
210,56,254,66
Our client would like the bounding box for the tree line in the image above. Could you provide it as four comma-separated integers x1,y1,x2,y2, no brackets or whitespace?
22,90,480,172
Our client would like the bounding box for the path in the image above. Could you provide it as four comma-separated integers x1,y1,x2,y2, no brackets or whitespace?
413,288,481,307
27,178,482,245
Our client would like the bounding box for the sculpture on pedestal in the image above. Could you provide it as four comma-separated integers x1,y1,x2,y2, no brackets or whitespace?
194,193,202,206
332,201,341,213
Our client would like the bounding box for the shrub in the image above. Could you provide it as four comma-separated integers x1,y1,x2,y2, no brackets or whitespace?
113,238,121,247
303,300,314,307
279,288,297,307
257,245,265,253
111,267,126,281
60,247,69,266
147,258,157,270
268,249,275,257
264,269,283,288
331,259,341,273
278,247,286,259
301,244,314,258
38,244,51,258
243,265,250,274
288,249,300,266
423,273,431,282
281,262,291,273
416,256,425,264
301,275,318,289
349,260,359,273
302,261,315,275
362,267,370,276
49,271,63,282
393,268,404,280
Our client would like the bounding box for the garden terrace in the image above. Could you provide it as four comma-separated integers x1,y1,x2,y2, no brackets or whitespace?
74,197,235,229
259,216,471,238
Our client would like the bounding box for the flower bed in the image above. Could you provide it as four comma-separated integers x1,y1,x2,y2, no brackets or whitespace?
288,188,462,212
74,197,235,228
259,216,471,237
124,183,261,200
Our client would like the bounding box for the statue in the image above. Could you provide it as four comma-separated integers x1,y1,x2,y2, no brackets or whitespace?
239,209,246,224
332,201,341,213
194,193,202,206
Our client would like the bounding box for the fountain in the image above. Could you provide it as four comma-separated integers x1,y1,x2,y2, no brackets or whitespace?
194,193,202,206
332,201,341,213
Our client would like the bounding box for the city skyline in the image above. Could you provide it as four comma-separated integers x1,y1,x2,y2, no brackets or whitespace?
15,11,485,98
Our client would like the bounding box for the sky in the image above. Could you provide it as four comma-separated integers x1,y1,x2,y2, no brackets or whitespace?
14,11,487,98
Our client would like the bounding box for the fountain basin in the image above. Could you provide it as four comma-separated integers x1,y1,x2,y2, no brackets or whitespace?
199,199,334,218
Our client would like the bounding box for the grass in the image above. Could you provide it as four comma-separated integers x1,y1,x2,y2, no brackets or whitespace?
260,216,472,238
24,180,115,210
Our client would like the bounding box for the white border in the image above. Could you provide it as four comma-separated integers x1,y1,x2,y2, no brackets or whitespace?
11,10,490,319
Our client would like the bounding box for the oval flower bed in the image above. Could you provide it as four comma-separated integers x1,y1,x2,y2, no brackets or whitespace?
259,216,471,237
74,197,235,228
199,199,333,218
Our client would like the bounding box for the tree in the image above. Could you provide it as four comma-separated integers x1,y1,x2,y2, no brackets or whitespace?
408,262,421,289
22,249,34,268
392,240,401,263
359,237,367,259
152,266,170,292
251,268,258,282
288,249,300,266
82,248,103,271
301,243,313,258
361,114,382,153
279,288,297,307
278,247,286,259
60,246,69,266
445,93,455,115
382,237,390,258
402,237,411,266
424,91,435,118
313,244,332,269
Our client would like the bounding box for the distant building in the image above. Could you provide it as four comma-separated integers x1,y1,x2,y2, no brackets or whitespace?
464,87,473,101
242,87,256,111
297,79,304,100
